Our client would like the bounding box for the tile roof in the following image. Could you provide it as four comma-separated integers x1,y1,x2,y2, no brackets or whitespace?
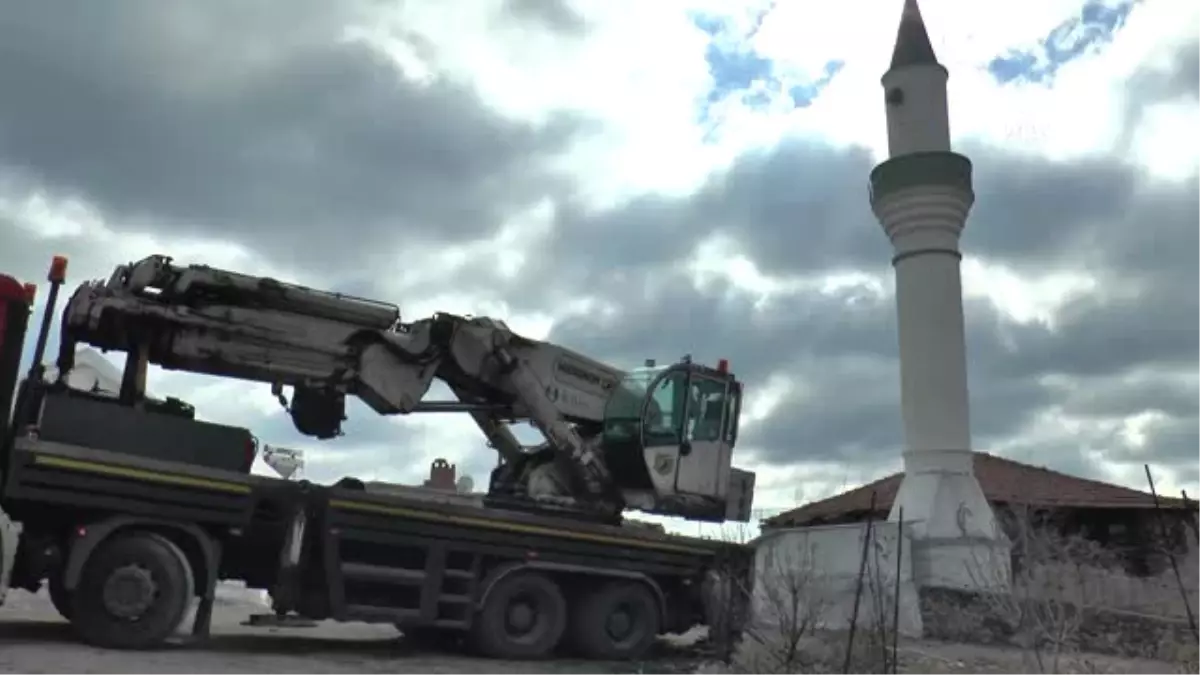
763,452,1194,529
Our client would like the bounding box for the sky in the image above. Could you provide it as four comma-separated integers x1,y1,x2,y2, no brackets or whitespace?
0,0,1196,536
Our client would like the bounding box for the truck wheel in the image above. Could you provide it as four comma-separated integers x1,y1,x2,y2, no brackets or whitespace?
48,574,73,621
568,581,660,660
71,533,192,650
470,571,566,659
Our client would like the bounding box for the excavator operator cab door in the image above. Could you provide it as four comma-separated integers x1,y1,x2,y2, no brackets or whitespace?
635,364,741,500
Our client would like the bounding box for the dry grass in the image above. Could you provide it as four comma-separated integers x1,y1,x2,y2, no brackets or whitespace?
699,504,1198,674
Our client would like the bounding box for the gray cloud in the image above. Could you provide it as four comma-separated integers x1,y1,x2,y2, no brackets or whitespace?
532,52,1198,485
1121,37,1200,140
0,1,586,274
547,272,897,387
521,140,887,303
0,2,1194,500
544,273,1068,468
1059,373,1198,421
963,151,1137,270
500,0,590,36
1168,41,1200,100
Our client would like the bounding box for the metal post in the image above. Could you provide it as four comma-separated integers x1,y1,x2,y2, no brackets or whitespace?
1144,464,1197,638
892,507,904,674
844,491,878,673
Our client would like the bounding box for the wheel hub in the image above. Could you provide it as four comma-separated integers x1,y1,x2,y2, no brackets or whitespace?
102,564,158,620
506,600,536,634
606,606,634,641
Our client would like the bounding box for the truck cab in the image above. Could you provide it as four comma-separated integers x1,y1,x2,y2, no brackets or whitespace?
0,270,33,607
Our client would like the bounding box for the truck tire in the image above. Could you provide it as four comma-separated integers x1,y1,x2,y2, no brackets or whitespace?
469,571,566,659
567,580,660,660
71,532,192,650
48,574,73,621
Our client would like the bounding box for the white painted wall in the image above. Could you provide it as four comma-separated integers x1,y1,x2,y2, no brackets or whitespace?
751,520,924,638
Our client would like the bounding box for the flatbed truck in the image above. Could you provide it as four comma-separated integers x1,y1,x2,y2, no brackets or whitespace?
0,258,753,661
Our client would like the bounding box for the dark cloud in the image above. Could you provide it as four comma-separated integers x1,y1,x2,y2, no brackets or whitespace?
528,139,886,297
539,269,1071,468
1171,42,1200,97
500,0,590,36
739,355,1064,469
547,272,896,388
0,1,1194,503
1124,37,1200,105
963,151,1137,269
0,219,50,284
0,1,586,273
1059,373,1198,421
533,50,1198,486
698,141,887,275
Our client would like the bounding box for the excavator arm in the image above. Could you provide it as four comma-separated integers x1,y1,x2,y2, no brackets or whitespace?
55,255,756,523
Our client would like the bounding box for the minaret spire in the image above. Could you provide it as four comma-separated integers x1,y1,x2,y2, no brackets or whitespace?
868,0,1011,594
890,0,939,70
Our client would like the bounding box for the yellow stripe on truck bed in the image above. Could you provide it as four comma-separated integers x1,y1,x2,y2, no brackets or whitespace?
32,454,253,495
328,498,715,555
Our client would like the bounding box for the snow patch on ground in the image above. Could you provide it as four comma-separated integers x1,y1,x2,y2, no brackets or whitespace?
213,581,271,609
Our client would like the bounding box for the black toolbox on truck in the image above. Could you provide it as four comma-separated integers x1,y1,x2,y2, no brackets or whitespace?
34,388,255,474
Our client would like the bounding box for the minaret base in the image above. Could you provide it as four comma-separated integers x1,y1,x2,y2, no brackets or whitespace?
889,450,1011,591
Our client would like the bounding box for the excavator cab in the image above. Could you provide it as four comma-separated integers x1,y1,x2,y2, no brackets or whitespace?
601,359,742,502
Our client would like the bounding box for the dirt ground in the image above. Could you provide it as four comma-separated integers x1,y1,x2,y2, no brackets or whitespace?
0,586,1185,674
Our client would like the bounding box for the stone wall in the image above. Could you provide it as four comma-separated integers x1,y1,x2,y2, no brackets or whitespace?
1022,558,1199,619
919,585,1196,660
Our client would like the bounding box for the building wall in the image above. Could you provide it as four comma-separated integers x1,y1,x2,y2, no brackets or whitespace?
752,520,923,637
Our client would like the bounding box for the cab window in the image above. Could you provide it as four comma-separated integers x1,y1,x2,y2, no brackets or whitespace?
687,377,729,443
723,383,741,443
642,370,687,446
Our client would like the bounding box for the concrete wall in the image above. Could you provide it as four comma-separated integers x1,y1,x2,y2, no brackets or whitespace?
752,520,924,637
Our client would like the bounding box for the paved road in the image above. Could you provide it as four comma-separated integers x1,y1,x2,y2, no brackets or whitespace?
0,587,695,674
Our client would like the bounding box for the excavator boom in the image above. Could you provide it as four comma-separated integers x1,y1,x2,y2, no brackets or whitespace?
56,255,756,523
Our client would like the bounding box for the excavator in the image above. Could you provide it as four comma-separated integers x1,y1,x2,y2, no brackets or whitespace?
55,254,756,524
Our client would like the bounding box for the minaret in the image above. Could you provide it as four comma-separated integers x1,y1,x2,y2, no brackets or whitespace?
870,0,1009,589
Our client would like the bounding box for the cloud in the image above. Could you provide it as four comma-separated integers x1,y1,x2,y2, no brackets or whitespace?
501,0,590,36
987,0,1137,84
0,0,586,276
0,0,1195,521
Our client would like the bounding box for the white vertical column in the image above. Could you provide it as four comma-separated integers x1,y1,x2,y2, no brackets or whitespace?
870,0,1010,591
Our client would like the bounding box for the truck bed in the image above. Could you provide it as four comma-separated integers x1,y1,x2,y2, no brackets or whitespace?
3,436,730,563
2,427,751,657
